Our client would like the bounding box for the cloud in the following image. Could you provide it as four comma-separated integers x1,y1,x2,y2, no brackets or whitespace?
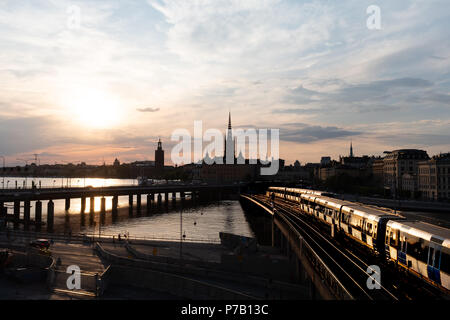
280,123,361,143
136,107,160,113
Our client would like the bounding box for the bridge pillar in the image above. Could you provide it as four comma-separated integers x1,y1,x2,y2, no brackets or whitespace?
171,193,176,207
136,194,141,213
89,197,95,225
81,197,86,213
90,197,95,213
24,200,30,230
157,193,162,206
65,197,70,211
13,200,20,228
128,194,133,216
112,196,118,216
47,200,54,232
35,201,42,231
100,197,106,224
146,194,152,214
165,193,169,206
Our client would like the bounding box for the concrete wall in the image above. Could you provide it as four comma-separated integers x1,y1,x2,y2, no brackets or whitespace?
97,242,309,299
95,242,254,300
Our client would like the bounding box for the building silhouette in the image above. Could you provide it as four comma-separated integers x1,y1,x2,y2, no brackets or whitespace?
155,138,164,171
224,111,236,164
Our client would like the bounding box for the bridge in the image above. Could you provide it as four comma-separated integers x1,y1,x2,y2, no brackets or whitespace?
239,193,446,300
0,183,243,231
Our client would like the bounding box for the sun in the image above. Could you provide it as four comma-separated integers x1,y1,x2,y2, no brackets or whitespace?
64,88,122,128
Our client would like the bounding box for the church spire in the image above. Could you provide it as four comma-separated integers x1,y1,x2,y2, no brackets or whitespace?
350,140,354,157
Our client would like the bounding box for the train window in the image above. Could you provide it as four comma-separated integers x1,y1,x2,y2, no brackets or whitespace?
406,235,426,262
390,231,399,248
366,223,373,236
441,248,449,274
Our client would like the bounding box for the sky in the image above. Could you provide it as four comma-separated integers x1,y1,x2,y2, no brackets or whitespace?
0,0,449,166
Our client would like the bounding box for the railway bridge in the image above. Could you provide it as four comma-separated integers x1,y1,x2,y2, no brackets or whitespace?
239,193,430,300
0,184,242,231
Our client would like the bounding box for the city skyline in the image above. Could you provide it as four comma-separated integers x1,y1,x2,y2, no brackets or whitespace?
1,1,449,166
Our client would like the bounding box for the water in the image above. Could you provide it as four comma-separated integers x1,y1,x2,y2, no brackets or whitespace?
2,177,255,242
0,176,137,189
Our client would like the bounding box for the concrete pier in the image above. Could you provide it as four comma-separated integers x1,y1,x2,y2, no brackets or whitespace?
157,193,162,206
81,197,86,213
13,200,20,227
23,200,30,229
136,194,141,212
146,194,152,214
100,197,106,224
35,201,42,230
90,197,95,213
47,200,54,231
129,194,133,216
112,195,118,216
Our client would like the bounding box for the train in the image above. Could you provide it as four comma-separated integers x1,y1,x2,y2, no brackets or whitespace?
267,187,450,292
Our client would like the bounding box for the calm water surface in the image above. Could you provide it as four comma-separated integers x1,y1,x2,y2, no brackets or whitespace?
2,177,254,242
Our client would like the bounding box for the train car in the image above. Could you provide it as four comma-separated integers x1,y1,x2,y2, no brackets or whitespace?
339,204,404,253
385,220,450,291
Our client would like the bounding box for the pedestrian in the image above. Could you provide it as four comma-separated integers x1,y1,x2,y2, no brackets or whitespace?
118,234,121,242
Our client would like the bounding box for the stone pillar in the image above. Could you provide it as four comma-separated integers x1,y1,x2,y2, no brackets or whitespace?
146,194,152,214
81,197,86,213
128,194,133,216
24,200,30,229
136,194,141,212
35,201,42,230
47,200,54,232
157,193,162,206
100,197,106,224
65,197,70,211
13,200,20,227
89,197,95,225
112,196,118,216
90,197,95,213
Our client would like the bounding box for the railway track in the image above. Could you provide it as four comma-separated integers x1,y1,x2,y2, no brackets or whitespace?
252,194,398,300
251,194,449,300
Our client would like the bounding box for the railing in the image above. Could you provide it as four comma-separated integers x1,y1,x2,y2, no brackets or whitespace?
0,229,221,245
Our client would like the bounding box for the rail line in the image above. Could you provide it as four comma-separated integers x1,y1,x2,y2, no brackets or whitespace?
252,194,399,300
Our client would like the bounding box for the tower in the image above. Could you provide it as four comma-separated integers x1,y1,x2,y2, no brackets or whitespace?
155,138,164,171
224,112,235,164
350,141,354,158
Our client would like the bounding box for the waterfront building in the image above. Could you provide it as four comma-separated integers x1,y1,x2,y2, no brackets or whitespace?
418,153,450,200
383,149,429,197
